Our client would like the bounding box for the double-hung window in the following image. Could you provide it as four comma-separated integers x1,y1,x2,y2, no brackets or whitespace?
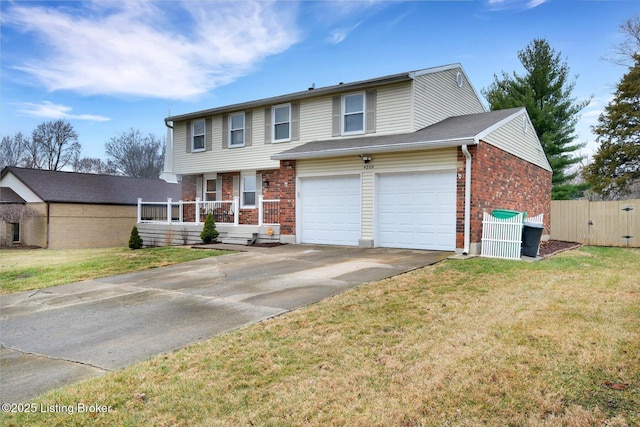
205,179,217,201
192,119,205,151
241,174,256,207
342,93,365,135
272,104,291,142
229,113,245,147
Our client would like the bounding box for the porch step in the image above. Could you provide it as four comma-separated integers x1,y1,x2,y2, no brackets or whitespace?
220,232,258,246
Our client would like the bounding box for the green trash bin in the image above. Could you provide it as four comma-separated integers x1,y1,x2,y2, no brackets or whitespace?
492,209,527,220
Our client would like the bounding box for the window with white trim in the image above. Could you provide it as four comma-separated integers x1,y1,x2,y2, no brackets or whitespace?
342,93,365,135
205,179,217,201
229,113,245,147
192,119,205,151
241,174,256,207
272,104,291,142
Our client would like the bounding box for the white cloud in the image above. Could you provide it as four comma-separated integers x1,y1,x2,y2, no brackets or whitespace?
486,0,549,11
17,101,111,122
327,22,361,44
3,1,299,100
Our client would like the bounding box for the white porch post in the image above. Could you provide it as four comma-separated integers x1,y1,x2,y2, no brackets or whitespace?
258,194,264,226
179,200,183,223
166,198,172,224
233,197,239,226
195,197,201,226
137,198,142,223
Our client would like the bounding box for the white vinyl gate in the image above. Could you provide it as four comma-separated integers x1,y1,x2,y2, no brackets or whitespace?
481,212,544,260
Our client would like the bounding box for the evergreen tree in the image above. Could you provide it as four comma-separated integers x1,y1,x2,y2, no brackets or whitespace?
583,55,640,199
200,213,219,244
129,226,143,250
483,39,590,199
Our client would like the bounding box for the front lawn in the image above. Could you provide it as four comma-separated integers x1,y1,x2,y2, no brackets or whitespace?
0,247,229,294
2,246,638,426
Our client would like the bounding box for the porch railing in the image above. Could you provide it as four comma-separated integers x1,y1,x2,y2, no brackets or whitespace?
137,197,280,226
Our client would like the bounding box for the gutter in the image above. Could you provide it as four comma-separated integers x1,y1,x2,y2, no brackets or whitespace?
271,137,475,161
461,144,472,255
164,118,173,129
46,202,50,248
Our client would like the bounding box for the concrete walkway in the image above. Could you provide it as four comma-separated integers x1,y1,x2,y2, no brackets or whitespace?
0,244,449,403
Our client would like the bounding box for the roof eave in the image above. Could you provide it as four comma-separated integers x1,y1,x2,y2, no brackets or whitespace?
271,138,476,161
166,73,413,122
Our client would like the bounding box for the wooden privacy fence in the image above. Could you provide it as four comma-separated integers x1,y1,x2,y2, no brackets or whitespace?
551,199,638,247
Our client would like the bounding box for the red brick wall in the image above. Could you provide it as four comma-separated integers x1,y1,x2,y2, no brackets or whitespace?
457,142,551,247
181,175,200,222
258,160,296,235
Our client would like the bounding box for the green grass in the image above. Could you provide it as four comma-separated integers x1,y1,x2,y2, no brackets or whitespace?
1,246,639,426
0,247,230,294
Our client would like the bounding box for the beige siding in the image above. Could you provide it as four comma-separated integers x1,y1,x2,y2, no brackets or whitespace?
376,82,412,134
299,95,333,142
483,113,552,171
47,203,138,249
297,148,457,241
413,68,485,130
17,202,47,248
172,82,417,175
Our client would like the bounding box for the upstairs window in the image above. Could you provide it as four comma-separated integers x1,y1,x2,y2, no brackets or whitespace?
342,93,365,135
272,104,291,142
229,113,245,147
192,119,205,151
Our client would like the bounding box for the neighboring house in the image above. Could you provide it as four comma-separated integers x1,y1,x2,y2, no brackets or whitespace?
143,63,551,254
0,167,180,249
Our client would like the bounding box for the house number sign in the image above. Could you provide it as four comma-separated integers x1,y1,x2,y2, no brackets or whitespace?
363,165,375,170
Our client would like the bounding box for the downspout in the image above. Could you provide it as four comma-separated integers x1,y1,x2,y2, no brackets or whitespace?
461,145,472,255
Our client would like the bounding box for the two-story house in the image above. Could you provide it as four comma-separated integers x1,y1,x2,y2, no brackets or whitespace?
142,63,551,254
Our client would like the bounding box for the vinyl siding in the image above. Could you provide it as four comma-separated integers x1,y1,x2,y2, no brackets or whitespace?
297,148,457,241
413,68,485,130
482,113,552,171
172,81,417,175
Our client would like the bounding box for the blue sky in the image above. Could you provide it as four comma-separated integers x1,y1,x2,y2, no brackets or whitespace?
1,0,637,163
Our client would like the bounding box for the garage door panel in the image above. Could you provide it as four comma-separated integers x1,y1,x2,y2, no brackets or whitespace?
376,171,455,251
300,176,361,246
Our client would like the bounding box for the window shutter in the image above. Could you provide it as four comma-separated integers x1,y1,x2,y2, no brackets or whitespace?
245,111,252,147
196,177,203,199
216,177,222,198
264,107,271,143
186,121,192,153
291,102,300,141
256,173,262,197
222,114,228,149
332,95,341,137
365,90,377,134
205,118,213,151
232,175,239,198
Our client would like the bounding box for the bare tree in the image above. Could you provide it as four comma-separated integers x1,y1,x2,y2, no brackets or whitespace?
605,14,640,66
0,133,28,169
105,129,165,179
72,157,119,175
30,120,81,171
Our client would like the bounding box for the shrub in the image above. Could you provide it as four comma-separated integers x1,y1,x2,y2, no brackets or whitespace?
200,213,219,244
129,225,143,250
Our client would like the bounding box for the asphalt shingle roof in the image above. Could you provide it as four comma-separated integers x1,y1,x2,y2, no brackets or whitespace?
272,108,523,160
1,167,180,205
0,187,26,203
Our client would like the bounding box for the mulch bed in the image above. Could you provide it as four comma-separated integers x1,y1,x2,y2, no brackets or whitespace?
537,240,582,258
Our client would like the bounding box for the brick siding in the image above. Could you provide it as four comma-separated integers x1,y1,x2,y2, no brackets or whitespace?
457,142,552,247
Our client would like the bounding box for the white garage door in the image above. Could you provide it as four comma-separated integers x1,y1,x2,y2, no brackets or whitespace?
376,171,456,250
300,176,361,246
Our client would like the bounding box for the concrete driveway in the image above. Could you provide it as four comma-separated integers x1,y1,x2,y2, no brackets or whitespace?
1,244,449,403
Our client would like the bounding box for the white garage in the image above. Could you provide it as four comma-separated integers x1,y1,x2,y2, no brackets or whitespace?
299,175,361,246
376,170,456,250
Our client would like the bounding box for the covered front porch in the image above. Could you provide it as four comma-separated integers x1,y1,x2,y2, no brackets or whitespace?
136,197,282,246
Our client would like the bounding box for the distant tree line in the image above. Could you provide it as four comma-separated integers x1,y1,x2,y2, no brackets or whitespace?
0,120,165,179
